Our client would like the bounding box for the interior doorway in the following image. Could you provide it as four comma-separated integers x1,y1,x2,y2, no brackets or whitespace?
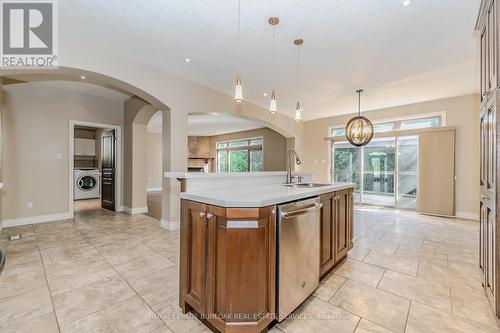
69,120,122,217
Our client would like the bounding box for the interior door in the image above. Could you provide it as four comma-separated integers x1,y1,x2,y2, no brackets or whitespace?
101,130,115,211
481,98,497,307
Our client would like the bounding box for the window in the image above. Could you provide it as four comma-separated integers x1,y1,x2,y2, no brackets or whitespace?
330,113,441,209
216,138,263,172
330,114,443,136
332,135,418,209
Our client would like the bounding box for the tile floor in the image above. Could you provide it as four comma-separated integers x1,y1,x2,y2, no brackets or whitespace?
0,202,498,333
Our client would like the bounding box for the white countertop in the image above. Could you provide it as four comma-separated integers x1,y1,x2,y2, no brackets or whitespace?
165,171,312,179
180,182,354,207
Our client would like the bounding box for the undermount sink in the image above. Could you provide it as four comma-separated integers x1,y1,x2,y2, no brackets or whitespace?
283,183,330,188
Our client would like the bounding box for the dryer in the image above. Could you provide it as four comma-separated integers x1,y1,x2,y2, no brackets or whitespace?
74,169,101,200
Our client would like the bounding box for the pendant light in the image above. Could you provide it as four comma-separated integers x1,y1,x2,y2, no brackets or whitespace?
268,17,279,114
234,0,243,103
294,39,303,121
345,90,374,146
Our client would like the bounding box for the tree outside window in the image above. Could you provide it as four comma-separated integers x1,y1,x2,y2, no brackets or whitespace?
216,138,263,172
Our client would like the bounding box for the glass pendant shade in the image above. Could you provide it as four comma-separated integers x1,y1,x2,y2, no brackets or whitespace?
345,89,373,146
295,102,302,121
345,116,374,146
269,90,277,114
234,75,243,103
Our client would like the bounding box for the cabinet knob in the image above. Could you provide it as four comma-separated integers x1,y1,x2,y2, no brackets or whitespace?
206,213,213,219
199,212,206,218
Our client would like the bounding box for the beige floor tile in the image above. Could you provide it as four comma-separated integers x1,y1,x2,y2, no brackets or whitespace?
45,254,116,294
347,246,371,261
0,311,59,333
60,295,163,333
0,260,47,299
3,245,41,267
155,296,212,333
379,234,423,248
0,287,54,329
353,238,399,254
313,273,346,302
331,280,409,333
447,259,481,275
112,250,176,282
417,261,483,293
394,245,448,266
52,274,136,326
363,252,419,276
129,265,179,312
40,239,98,265
451,288,499,329
378,270,451,312
354,319,393,333
33,220,76,233
277,297,360,333
334,259,385,288
406,302,498,333
37,232,86,250
152,325,174,332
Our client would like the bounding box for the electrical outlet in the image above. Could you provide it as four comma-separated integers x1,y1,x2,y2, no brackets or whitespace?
56,153,62,160
27,201,34,208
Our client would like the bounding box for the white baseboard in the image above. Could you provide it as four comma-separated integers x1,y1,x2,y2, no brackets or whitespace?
3,212,73,228
161,219,180,231
123,206,148,215
147,187,162,192
456,211,479,221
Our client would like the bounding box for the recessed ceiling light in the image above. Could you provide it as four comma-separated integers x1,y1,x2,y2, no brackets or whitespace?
402,0,411,6
263,93,268,96
185,58,191,63
80,75,86,80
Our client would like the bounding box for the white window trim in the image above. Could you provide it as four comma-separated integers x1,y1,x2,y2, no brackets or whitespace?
326,111,445,182
215,136,264,172
327,111,447,135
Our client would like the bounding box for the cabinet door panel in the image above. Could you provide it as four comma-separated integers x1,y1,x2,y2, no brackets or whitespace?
481,26,488,101
207,206,276,324
320,193,335,276
488,1,497,91
335,190,349,261
180,200,208,314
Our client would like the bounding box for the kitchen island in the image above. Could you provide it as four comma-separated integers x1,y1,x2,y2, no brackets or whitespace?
166,172,355,333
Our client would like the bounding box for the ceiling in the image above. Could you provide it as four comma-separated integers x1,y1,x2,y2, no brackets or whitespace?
148,112,264,136
60,0,480,120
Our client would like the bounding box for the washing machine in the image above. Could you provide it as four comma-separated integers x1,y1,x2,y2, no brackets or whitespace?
74,169,101,200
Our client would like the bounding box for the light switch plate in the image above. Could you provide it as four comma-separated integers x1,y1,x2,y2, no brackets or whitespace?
56,153,62,160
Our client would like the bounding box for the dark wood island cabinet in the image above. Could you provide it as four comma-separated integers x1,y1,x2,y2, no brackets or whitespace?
179,187,354,333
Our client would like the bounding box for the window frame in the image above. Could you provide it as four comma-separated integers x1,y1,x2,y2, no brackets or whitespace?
328,111,446,137
215,137,264,172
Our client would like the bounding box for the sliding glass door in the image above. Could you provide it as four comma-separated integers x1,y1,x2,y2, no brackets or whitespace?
397,136,418,209
332,135,418,209
362,138,396,206
332,143,361,202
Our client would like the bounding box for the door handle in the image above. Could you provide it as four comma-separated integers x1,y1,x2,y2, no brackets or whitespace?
281,203,323,218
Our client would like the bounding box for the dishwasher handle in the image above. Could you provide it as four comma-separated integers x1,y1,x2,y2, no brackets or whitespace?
280,202,322,218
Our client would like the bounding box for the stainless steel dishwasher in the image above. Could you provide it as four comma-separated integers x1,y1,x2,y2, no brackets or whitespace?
277,197,322,321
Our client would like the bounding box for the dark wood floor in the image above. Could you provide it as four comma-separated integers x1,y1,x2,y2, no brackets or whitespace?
147,191,162,220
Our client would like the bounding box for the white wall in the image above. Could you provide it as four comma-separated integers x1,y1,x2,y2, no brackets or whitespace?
302,94,480,219
147,132,163,191
2,81,125,226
